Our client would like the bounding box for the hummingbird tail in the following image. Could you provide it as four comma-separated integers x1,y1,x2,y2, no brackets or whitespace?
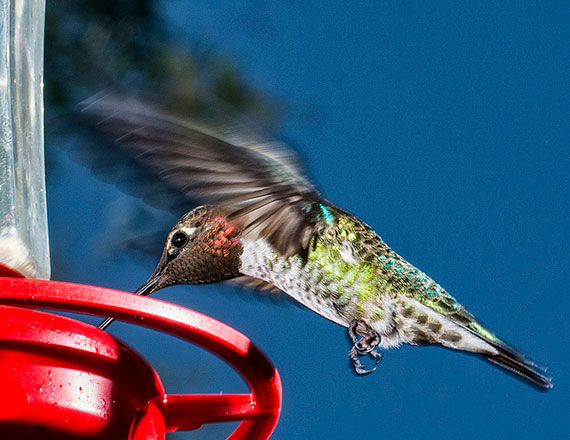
484,344,552,390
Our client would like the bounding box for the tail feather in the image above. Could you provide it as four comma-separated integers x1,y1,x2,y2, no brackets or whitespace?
485,344,552,390
438,307,553,390
399,298,553,389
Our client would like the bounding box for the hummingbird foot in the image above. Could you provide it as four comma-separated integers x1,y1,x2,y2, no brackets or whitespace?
348,319,383,375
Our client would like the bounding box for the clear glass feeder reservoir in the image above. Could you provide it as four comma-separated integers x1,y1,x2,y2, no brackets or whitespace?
0,0,49,278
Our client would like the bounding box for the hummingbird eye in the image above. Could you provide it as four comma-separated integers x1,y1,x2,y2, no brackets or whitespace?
171,231,188,249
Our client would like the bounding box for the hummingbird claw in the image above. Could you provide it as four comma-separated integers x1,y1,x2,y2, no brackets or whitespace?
348,319,383,375
350,345,383,375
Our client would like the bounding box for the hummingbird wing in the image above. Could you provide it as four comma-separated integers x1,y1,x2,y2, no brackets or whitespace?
81,93,323,257
228,276,283,295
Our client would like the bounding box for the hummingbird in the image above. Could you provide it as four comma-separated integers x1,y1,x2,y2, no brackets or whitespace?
85,94,552,390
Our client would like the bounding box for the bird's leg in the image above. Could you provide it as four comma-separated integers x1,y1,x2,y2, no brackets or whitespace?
348,319,383,375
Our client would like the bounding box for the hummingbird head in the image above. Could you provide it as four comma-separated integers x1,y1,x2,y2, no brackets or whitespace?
135,205,243,296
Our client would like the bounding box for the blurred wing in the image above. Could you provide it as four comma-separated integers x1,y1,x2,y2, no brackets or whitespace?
82,93,323,256
227,276,283,295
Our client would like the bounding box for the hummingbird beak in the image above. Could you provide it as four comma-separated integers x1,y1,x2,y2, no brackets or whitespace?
97,261,167,331
134,269,164,296
134,259,168,297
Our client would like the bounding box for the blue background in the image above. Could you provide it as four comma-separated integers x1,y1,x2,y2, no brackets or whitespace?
48,1,569,439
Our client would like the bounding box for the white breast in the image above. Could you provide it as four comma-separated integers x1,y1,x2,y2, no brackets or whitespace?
239,237,349,327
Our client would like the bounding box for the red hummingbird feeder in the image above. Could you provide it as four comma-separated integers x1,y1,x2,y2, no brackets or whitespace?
0,269,282,439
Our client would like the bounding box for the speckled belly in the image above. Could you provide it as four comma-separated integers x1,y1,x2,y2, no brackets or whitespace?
239,238,351,326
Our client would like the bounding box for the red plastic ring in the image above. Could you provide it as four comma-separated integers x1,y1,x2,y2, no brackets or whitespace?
0,278,282,439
